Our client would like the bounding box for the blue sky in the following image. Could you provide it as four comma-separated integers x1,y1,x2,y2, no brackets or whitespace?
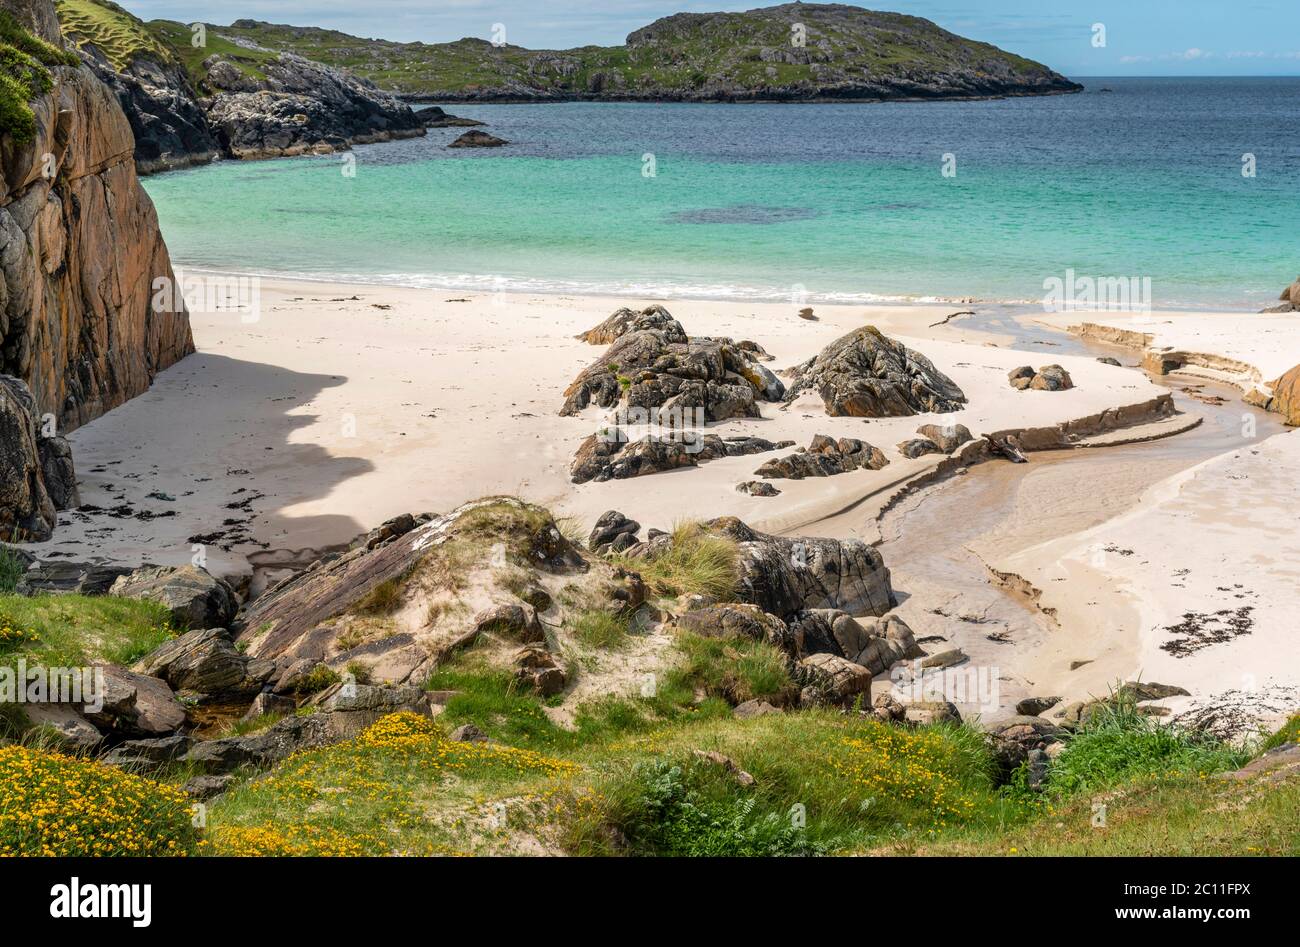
122,1,1300,75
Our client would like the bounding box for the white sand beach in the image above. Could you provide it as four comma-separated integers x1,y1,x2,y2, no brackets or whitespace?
24,281,1300,727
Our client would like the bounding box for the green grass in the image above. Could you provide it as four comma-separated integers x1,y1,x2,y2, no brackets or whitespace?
0,546,25,595
1262,713,1300,752
568,609,629,650
0,592,175,668
666,630,795,707
1034,697,1250,797
612,521,739,600
559,712,1013,855
906,771,1300,856
55,0,174,71
148,19,278,89
0,10,80,145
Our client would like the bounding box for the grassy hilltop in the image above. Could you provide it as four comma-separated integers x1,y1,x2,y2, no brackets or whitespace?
56,1,1081,102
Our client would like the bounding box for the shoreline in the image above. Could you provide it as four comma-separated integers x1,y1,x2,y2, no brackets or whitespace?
19,273,1300,728
171,264,1277,315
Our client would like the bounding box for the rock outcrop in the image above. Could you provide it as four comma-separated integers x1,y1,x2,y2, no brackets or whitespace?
205,52,425,159
413,105,483,127
571,431,792,484
786,609,922,674
1009,365,1073,391
753,434,888,480
1262,275,1300,313
448,130,507,148
55,2,424,167
1268,364,1300,426
134,627,272,698
233,498,641,687
59,22,219,174
687,516,895,620
562,307,784,421
2,0,194,445
110,565,238,630
783,325,966,417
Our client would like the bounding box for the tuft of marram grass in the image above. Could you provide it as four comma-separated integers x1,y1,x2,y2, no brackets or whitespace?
614,521,740,600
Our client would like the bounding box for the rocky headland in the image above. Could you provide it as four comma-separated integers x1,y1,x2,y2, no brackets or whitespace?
55,0,425,171
212,4,1083,104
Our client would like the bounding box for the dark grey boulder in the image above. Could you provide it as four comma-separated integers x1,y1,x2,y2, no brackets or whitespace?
784,326,966,417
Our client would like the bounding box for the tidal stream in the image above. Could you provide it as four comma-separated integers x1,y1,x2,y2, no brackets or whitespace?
867,306,1284,719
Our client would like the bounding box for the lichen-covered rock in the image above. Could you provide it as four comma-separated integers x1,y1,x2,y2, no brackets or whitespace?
205,52,425,159
571,431,792,484
702,517,895,620
36,431,77,509
1030,364,1074,391
797,652,872,707
576,305,681,345
110,565,238,630
786,609,922,674
674,603,792,650
588,510,641,553
754,434,889,480
736,480,780,497
560,308,785,420
784,326,966,417
986,715,1065,771
1010,365,1073,391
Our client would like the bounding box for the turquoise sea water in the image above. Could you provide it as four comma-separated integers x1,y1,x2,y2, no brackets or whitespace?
143,78,1300,309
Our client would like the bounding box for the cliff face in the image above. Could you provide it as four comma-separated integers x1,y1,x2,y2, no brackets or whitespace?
56,1,424,171
1,0,192,538
202,52,426,160
74,42,220,174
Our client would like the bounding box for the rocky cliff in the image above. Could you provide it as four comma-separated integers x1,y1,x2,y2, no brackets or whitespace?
1,0,193,538
56,1,424,169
